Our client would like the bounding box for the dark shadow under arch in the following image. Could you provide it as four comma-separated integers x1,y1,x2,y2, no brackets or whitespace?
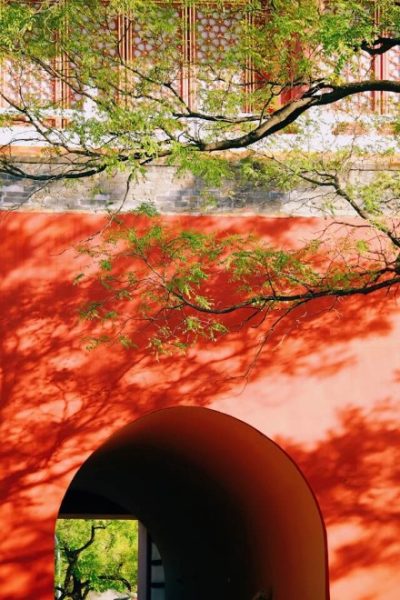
59,407,329,600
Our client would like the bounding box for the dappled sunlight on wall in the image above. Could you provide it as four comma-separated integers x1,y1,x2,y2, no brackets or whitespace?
280,402,400,600
0,212,399,599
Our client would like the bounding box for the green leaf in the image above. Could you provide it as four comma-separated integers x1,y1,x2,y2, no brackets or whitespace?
119,335,137,349
73,273,85,285
100,259,112,271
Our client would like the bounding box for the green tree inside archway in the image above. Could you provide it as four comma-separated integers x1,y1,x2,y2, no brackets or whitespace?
55,519,138,600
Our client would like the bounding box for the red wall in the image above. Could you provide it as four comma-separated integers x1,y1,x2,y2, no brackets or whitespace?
0,212,399,600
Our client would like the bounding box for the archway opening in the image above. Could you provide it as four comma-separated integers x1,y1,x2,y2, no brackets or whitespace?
58,407,329,600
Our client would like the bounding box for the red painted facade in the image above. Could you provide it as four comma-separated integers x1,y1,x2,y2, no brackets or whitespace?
1,212,399,600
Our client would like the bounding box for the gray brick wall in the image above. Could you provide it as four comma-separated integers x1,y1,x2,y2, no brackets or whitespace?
0,165,368,216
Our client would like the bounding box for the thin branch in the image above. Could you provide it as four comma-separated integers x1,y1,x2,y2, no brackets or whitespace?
171,274,400,316
80,525,106,553
98,574,132,592
330,174,400,249
201,80,400,152
361,37,400,56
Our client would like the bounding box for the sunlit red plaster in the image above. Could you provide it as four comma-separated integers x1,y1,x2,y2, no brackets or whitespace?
0,212,399,600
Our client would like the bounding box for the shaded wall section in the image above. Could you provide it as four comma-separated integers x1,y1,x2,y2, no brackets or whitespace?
0,212,399,600
60,407,328,600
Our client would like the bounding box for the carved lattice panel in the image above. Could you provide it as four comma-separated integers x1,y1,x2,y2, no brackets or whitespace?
0,60,57,118
386,47,400,80
341,52,376,113
121,3,247,112
0,0,61,123
193,5,245,110
130,20,160,59
66,13,120,109
124,7,182,63
381,47,400,113
121,6,185,106
194,6,242,62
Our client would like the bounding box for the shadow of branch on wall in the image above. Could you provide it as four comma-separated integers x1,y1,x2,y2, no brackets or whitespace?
0,213,399,598
278,401,400,582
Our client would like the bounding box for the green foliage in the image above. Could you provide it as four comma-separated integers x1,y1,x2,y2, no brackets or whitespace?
359,172,400,214
0,1,399,353
55,519,139,599
74,151,400,355
0,1,399,181
133,202,159,217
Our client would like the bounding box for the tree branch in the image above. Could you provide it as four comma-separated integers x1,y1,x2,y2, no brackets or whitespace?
361,37,400,56
98,574,132,592
72,524,106,555
201,80,400,152
170,273,400,316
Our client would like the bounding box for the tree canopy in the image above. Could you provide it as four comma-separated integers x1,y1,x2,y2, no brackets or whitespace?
55,519,138,600
77,168,400,355
0,0,399,180
0,1,400,352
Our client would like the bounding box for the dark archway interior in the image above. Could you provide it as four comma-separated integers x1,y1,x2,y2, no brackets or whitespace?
59,407,329,600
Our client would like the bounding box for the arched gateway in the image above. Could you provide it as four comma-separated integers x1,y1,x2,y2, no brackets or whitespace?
59,407,329,600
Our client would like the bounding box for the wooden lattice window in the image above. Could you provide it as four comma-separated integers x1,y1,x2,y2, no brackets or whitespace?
1,1,399,128
118,4,185,109
381,45,400,112
63,10,120,109
321,0,400,115
0,0,63,126
117,2,251,111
